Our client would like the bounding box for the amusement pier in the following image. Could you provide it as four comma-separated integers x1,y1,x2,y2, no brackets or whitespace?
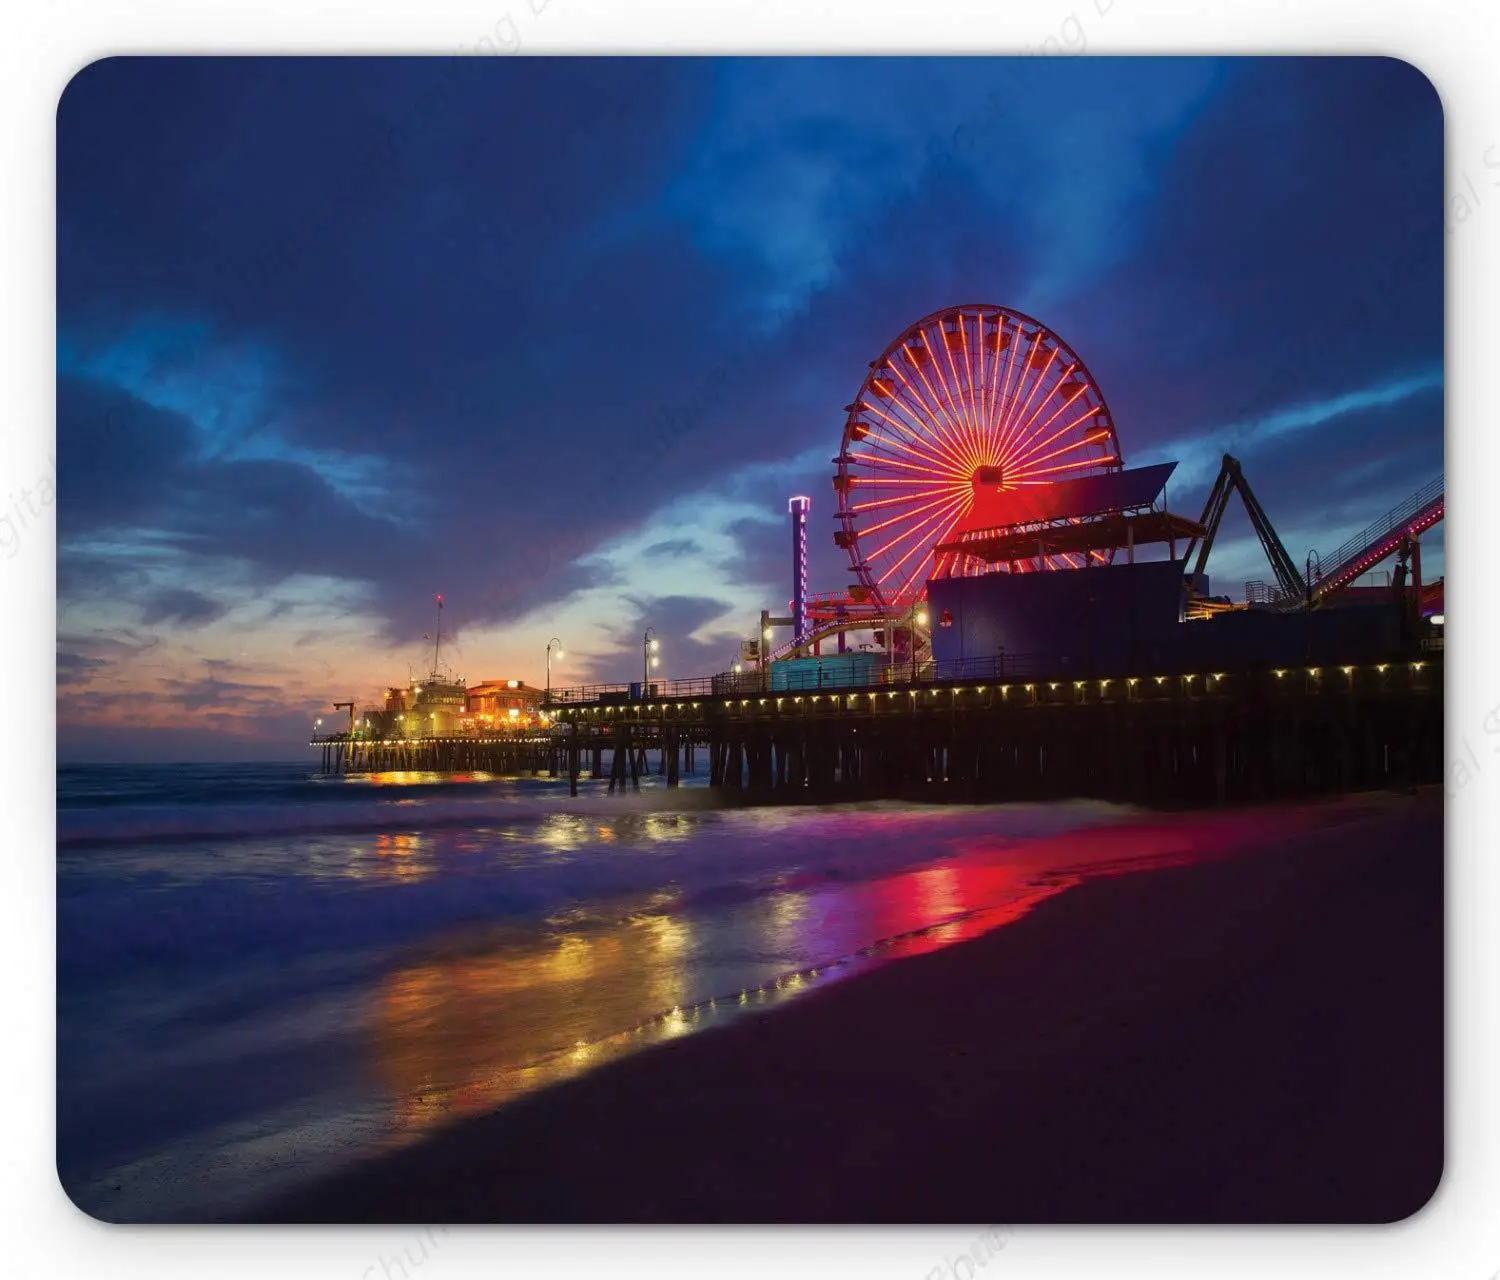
312,303,1444,804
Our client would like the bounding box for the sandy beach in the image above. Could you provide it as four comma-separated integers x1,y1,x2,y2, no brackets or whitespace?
257,789,1442,1224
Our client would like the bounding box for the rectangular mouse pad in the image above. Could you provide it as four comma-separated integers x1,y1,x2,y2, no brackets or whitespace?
56,53,1444,1225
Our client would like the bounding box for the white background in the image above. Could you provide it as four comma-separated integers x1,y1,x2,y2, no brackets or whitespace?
3,0,1496,1276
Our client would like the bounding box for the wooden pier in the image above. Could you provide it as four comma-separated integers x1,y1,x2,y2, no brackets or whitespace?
312,733,572,778
545,657,1442,806
309,727,707,794
313,657,1441,808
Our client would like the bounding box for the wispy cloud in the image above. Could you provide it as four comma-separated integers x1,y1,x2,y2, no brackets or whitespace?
1140,367,1443,488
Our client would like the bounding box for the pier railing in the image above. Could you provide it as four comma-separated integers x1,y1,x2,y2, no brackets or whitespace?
310,728,559,745
546,653,1070,706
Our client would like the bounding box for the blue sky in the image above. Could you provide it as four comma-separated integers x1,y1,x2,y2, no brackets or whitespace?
55,56,1443,760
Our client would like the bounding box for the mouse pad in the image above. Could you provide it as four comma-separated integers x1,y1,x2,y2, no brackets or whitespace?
55,53,1444,1224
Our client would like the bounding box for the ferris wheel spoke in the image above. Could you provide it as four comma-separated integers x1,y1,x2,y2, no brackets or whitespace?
857,423,959,473
1007,436,1094,480
989,318,1024,460
999,363,1084,468
892,499,972,599
861,484,969,547
903,343,978,471
852,475,955,489
1017,453,1116,481
865,381,953,456
992,329,1040,447
937,318,982,456
870,490,971,583
962,317,984,456
850,485,963,516
858,487,973,539
1007,407,1110,475
995,342,1060,467
991,328,1042,466
861,399,970,478
886,349,961,461
848,449,953,477
877,367,973,476
970,317,994,463
928,330,975,463
1002,399,1098,474
888,556,931,602
884,389,973,478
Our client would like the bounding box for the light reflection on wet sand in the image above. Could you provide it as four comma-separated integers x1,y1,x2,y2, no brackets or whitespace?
364,801,1345,1145
370,858,1073,1142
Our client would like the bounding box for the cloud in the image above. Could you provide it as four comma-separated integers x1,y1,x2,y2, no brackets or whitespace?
1138,367,1444,491
641,538,699,559
138,587,229,629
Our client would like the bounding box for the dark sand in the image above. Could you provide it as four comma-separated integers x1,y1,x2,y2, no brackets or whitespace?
262,792,1442,1224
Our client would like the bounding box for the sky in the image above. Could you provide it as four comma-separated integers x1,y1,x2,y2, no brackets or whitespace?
55,55,1444,762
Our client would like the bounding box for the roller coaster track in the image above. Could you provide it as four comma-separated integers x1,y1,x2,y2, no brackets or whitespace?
1308,477,1444,604
765,610,921,663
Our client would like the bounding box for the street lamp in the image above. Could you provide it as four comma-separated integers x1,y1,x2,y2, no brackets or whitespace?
643,626,660,690
907,602,929,682
546,636,564,701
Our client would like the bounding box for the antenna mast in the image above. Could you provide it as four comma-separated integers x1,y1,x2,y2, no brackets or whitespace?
433,593,444,677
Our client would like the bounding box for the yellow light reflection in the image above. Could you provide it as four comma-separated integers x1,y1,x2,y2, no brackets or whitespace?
373,832,434,881
373,910,693,1137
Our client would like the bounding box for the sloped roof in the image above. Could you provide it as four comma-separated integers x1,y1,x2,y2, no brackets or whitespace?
954,461,1178,535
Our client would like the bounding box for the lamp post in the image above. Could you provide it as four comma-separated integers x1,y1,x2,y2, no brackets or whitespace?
910,603,929,682
545,636,563,702
643,626,660,692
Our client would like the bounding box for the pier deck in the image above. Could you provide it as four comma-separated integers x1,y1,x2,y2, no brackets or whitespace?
313,656,1440,807
545,656,1441,804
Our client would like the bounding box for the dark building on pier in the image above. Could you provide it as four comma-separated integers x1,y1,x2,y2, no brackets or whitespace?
927,460,1406,679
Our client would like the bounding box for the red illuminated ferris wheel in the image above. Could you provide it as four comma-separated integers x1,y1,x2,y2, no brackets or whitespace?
833,304,1123,609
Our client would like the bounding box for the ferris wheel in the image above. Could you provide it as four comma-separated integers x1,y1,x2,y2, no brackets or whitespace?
833,304,1122,609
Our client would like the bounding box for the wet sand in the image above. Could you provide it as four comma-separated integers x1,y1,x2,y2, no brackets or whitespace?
261,791,1442,1224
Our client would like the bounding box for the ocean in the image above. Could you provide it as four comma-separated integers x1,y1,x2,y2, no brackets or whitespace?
58,759,1221,1221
